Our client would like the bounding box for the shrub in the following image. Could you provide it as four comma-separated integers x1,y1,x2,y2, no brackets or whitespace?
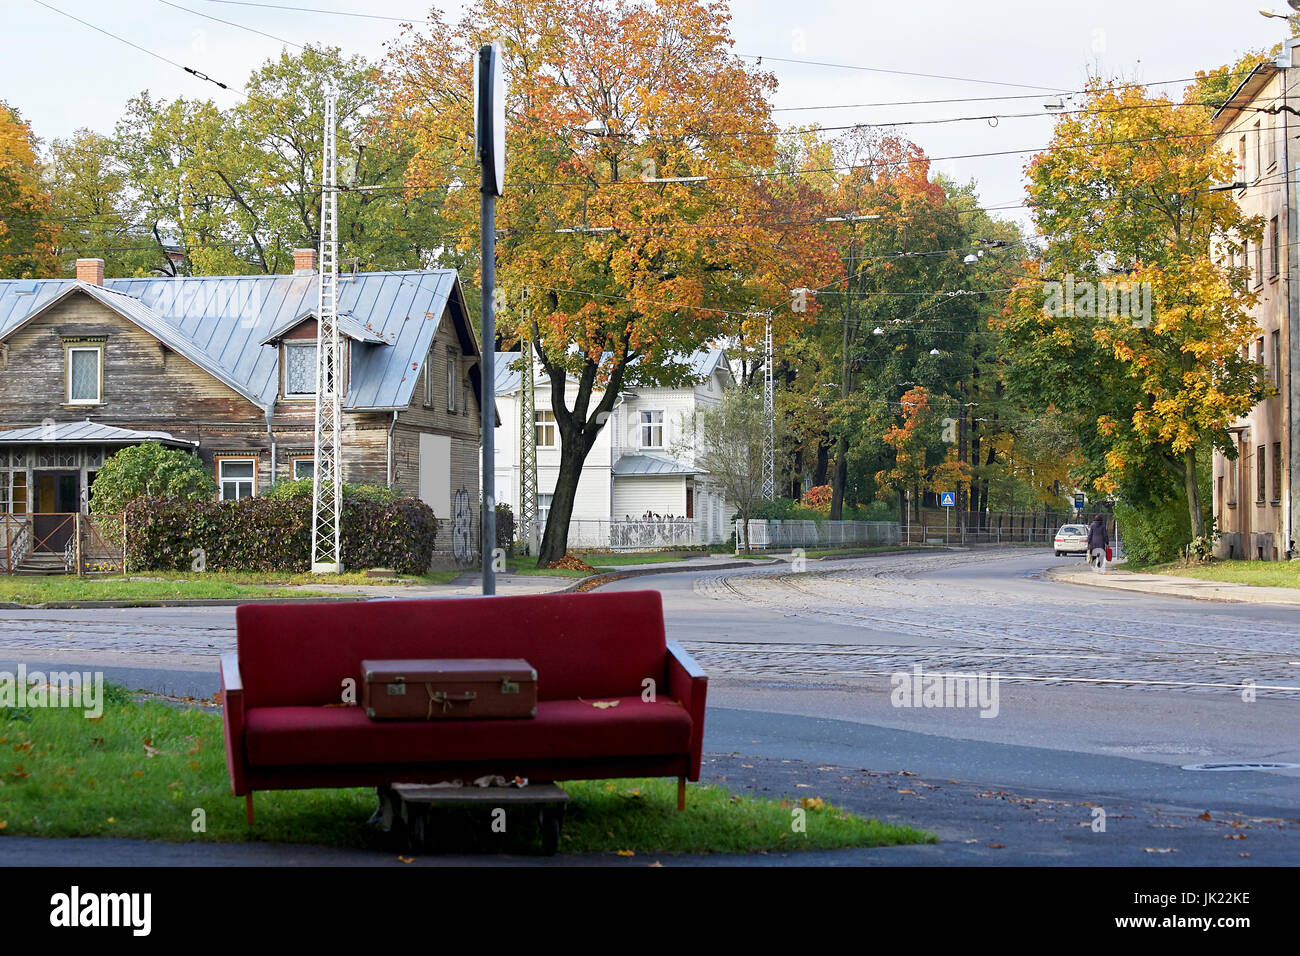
495,502,515,554
261,478,396,503
1114,498,1189,567
90,442,215,514
800,484,832,513
124,494,437,574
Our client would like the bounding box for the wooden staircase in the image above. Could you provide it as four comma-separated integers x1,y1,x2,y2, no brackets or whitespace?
13,552,69,575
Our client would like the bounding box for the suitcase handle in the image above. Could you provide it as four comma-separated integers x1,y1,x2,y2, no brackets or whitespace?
425,685,478,717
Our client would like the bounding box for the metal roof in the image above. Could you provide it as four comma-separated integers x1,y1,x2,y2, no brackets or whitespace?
0,420,196,447
0,270,468,412
494,347,728,395
612,453,698,477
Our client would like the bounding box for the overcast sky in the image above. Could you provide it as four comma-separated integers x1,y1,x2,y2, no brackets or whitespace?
1,0,1290,233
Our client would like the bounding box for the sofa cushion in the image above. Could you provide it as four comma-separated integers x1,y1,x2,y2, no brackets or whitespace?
236,591,667,708
243,696,692,767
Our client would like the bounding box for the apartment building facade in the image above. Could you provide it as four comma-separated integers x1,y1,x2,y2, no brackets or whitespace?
1211,39,1300,560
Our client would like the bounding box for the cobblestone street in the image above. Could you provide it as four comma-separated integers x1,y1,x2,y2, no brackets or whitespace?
680,550,1300,698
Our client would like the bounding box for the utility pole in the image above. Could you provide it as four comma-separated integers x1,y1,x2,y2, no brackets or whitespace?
476,42,505,595
763,309,776,500
310,86,342,574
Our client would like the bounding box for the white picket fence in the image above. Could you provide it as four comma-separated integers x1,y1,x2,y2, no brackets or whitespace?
737,519,900,550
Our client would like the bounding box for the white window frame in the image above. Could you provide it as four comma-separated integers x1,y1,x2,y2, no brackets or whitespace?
217,458,257,501
66,345,102,405
291,457,315,481
535,409,557,448
283,341,318,398
538,493,553,527
639,409,665,449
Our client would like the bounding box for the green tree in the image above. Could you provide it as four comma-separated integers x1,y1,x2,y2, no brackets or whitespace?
44,129,156,277
675,385,770,552
90,443,215,514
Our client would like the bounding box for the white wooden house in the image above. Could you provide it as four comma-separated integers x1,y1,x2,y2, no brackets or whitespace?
493,349,733,548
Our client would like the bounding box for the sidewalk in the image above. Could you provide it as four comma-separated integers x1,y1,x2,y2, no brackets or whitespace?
1045,562,1300,606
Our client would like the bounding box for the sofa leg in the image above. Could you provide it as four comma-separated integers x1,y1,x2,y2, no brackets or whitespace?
245,793,254,826
677,776,686,812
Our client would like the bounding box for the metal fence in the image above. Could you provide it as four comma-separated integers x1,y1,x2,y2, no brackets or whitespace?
531,517,706,551
739,519,900,550
1,513,125,574
899,510,1081,547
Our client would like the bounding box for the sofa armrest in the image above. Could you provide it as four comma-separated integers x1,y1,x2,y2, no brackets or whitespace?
220,652,248,796
666,640,707,781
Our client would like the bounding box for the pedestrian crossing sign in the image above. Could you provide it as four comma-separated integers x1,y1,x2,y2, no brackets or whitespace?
940,492,955,507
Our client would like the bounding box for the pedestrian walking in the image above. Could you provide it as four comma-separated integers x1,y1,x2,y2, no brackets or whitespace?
1086,513,1109,572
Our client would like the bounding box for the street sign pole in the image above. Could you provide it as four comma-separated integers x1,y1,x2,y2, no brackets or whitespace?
476,41,505,596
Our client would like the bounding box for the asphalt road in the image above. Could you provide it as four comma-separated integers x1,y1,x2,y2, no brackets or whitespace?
2,547,1298,865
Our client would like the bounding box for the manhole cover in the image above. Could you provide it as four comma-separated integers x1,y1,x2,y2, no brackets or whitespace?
1181,761,1300,772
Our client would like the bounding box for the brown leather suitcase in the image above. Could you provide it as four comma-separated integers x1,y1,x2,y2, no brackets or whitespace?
362,659,537,720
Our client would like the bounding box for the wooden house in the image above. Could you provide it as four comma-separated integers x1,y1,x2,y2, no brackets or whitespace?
0,255,486,571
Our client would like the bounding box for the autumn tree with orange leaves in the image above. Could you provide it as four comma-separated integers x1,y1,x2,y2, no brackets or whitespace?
384,0,837,563
0,102,57,278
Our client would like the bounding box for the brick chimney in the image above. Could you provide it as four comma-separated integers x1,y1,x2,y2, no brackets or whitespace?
76,258,105,286
292,249,317,274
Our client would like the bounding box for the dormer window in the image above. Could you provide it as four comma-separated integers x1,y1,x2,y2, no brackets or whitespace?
284,342,318,397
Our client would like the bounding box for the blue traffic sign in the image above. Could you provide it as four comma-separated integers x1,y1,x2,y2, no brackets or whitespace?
1074,493,1085,509
940,492,955,507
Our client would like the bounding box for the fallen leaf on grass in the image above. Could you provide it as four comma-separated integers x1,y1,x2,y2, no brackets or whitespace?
647,861,662,867
794,783,810,789
0,820,7,830
617,850,634,857
397,856,414,864
1225,834,1246,840
986,844,1006,849
898,789,916,795
1197,811,1213,821
799,797,825,810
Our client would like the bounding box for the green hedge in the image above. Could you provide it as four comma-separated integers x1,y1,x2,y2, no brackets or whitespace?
124,495,438,574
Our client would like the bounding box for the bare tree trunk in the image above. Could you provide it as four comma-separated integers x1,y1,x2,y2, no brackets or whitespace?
814,441,830,487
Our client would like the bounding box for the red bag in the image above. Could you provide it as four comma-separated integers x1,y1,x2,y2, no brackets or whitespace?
1105,546,1113,561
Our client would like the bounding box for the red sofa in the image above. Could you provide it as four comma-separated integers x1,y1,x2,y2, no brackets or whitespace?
221,589,707,822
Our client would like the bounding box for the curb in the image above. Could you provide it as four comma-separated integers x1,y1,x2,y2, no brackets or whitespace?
560,559,781,593
1041,566,1300,607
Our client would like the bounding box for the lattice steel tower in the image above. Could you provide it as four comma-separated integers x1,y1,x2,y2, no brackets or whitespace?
310,88,343,573
762,309,776,500
518,334,539,555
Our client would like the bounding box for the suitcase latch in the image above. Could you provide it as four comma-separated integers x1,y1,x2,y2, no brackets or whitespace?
387,682,407,696
501,679,519,695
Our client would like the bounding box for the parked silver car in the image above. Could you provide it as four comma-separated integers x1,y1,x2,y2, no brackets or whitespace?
1053,524,1089,557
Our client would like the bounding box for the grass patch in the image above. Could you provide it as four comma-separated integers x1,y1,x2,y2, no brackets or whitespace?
1157,560,1300,590
0,693,933,855
0,575,341,604
0,569,464,604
